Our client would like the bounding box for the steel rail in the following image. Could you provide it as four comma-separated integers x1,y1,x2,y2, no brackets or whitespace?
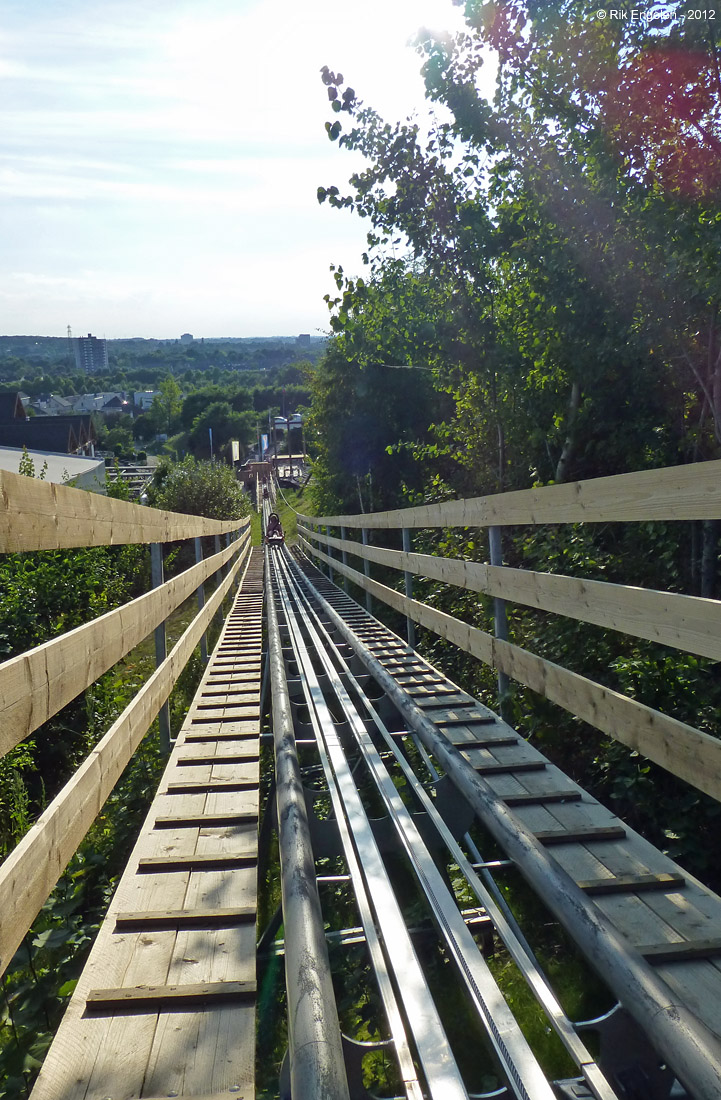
275,551,557,1100
299,558,721,1100
286,561,620,1100
265,563,351,1100
270,553,428,1100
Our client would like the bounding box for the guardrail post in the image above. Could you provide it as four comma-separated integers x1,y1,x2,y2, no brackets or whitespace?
150,542,172,754
361,527,372,613
213,533,223,624
488,525,510,715
340,525,349,592
326,525,334,584
194,537,208,663
402,527,416,649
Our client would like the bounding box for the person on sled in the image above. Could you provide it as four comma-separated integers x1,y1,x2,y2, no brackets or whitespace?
266,512,284,542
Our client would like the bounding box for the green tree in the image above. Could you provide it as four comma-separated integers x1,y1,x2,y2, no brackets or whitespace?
149,455,250,520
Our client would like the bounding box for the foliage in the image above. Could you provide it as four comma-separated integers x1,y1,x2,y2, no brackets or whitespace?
149,455,251,521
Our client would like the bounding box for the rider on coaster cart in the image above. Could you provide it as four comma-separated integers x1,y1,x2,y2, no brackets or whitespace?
266,512,284,542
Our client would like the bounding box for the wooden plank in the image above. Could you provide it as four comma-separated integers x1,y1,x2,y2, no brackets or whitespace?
535,826,626,845
0,533,250,760
451,735,518,748
474,760,546,775
297,458,721,529
138,853,257,872
0,546,249,977
154,812,258,828
0,467,249,552
502,790,583,806
579,873,685,896
115,908,256,929
86,980,256,1012
640,940,721,963
165,781,257,795
176,753,259,766
300,539,721,805
301,525,721,662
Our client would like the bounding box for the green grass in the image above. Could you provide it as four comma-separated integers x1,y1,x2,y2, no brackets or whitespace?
251,485,315,545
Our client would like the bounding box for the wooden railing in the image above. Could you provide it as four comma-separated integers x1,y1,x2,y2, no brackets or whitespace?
0,471,252,976
297,459,721,804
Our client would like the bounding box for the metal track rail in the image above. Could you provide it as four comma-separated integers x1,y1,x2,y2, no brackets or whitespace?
268,545,576,1100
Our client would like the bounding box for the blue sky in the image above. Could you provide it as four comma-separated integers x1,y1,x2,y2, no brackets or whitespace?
0,0,473,338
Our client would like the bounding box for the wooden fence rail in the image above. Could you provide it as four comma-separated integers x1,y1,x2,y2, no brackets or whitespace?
0,536,252,977
297,524,721,663
298,535,721,802
0,467,248,552
0,530,250,759
297,458,721,806
297,458,721,529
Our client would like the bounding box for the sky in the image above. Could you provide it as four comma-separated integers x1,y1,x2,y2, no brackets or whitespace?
0,0,477,340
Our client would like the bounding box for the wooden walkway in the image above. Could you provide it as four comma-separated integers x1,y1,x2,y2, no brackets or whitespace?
30,548,264,1100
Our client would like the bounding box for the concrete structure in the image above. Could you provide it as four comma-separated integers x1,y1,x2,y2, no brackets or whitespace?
180,332,193,344
73,333,109,375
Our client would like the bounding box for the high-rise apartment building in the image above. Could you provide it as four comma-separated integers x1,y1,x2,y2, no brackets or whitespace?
73,333,109,375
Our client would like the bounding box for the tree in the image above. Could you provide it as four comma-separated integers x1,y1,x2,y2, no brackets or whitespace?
149,456,250,520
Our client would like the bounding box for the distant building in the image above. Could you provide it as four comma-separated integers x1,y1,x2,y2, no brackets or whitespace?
0,445,105,491
180,333,194,344
296,333,311,347
73,333,109,375
133,390,160,411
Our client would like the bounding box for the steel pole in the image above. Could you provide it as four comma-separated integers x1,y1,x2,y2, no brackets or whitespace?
402,527,416,648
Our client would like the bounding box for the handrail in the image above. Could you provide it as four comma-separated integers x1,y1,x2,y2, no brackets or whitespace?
297,520,721,803
0,529,251,759
0,467,249,551
298,458,721,529
298,524,721,663
0,539,251,978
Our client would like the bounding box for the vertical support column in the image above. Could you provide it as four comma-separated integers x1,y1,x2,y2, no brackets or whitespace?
340,525,348,592
361,527,372,614
150,543,171,754
194,537,208,663
326,525,334,584
402,527,416,649
488,525,510,715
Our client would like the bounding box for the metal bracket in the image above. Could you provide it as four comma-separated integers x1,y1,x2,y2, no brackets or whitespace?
576,1004,689,1099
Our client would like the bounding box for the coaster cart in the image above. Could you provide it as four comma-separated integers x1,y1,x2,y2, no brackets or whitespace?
265,512,285,547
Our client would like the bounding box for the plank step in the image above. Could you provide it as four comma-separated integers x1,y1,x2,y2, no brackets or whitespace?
190,712,259,724
536,826,626,845
578,872,685,896
176,753,260,766
454,735,518,749
639,938,721,963
137,852,257,872
434,714,498,727
475,761,546,775
165,780,257,794
86,980,257,1013
154,812,257,828
115,907,255,930
183,730,259,742
502,790,582,806
417,698,475,710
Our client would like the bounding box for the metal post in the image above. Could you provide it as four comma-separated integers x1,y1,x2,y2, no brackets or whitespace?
150,543,171,754
326,525,334,584
265,576,351,1100
340,525,348,592
194,537,208,663
213,533,223,625
402,527,415,649
361,527,372,613
488,525,509,714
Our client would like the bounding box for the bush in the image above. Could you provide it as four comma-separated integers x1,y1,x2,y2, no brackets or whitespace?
149,456,251,521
